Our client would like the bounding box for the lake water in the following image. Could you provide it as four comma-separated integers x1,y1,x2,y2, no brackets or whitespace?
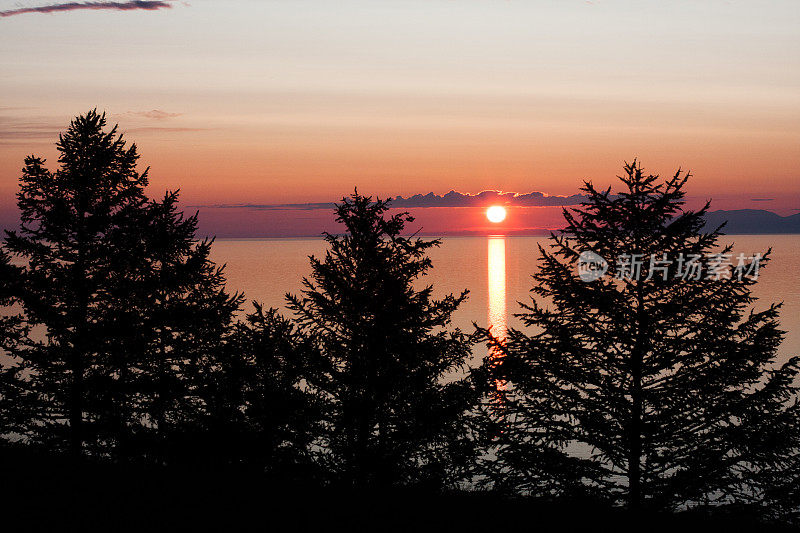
211,234,800,365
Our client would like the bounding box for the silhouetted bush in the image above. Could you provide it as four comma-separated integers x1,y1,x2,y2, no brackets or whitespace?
213,303,322,479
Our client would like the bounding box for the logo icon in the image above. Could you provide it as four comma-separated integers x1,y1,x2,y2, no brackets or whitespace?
578,250,608,282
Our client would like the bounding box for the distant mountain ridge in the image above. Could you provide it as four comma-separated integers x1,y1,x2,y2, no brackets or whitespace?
703,209,800,234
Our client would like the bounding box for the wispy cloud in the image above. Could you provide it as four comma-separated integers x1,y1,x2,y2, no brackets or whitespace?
0,110,201,144
0,114,63,144
0,1,173,18
121,109,182,120
125,126,205,132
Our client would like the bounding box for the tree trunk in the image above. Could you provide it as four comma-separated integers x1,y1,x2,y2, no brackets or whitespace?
70,211,89,460
629,357,642,512
69,341,83,459
628,281,647,512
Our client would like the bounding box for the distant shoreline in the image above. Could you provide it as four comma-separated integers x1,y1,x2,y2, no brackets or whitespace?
208,231,800,240
4,208,799,239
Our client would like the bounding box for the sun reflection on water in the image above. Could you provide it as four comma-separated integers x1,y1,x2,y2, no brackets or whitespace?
487,236,508,405
487,235,507,342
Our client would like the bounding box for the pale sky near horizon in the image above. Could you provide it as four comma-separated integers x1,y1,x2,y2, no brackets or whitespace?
1,0,798,226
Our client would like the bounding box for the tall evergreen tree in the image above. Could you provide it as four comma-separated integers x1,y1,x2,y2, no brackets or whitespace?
4,111,149,456
3,111,242,461
288,193,478,490
485,161,800,517
112,191,242,464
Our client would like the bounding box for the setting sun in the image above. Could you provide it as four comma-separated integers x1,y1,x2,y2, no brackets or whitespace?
486,205,507,223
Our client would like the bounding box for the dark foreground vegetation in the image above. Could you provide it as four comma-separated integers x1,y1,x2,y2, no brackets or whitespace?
1,442,792,532
1,111,799,530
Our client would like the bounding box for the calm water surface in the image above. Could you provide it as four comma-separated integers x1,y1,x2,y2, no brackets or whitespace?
212,235,800,365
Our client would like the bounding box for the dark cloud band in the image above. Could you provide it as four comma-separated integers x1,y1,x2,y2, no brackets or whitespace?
0,1,172,18
195,190,590,211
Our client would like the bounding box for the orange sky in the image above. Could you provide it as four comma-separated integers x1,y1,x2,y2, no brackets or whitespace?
1,0,798,233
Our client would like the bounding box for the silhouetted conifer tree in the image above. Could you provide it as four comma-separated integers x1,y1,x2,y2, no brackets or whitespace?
117,191,242,464
288,192,478,490
484,161,800,518
3,111,241,461
4,111,150,456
